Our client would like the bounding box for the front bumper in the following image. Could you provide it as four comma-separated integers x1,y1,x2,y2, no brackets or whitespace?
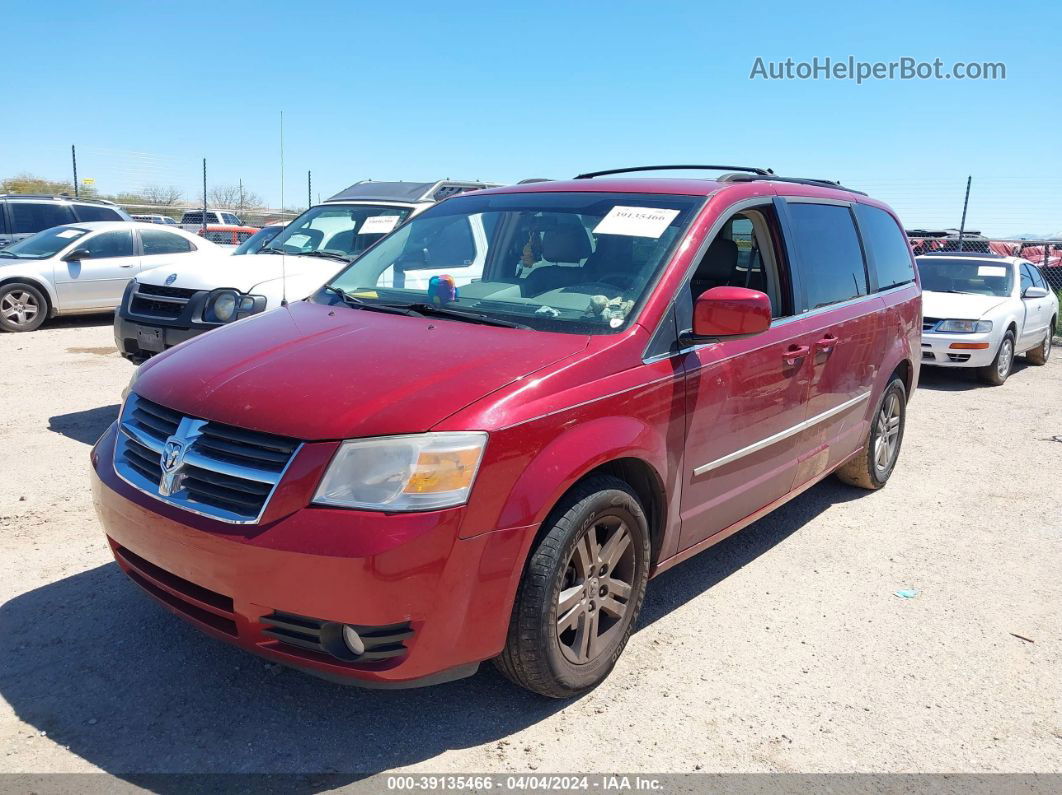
920,331,998,368
114,313,207,362
90,423,534,687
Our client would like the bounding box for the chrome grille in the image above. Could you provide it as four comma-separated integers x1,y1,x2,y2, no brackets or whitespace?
923,317,942,332
114,393,300,523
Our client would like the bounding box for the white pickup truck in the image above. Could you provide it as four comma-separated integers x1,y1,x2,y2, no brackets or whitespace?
114,179,498,362
179,209,244,231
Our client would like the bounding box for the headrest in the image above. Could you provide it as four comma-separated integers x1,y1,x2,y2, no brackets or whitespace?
541,228,592,263
699,237,738,279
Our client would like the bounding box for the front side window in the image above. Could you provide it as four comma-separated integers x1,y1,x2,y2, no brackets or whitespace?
786,202,868,311
1029,265,1048,290
1020,264,1035,294
854,203,915,290
915,257,1014,297
10,202,76,234
221,213,242,225
81,229,134,258
73,204,123,222
141,228,193,255
323,191,701,334
268,204,414,258
0,225,88,259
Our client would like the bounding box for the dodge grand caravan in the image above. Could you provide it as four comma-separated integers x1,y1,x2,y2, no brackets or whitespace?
91,166,921,697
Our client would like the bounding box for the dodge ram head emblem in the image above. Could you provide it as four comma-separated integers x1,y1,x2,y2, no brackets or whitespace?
157,418,207,496
165,273,178,286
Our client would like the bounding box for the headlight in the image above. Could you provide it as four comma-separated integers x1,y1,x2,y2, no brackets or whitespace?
936,319,992,333
208,290,239,322
313,432,488,511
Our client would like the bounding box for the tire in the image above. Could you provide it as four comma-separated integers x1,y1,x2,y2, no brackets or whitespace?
835,377,907,491
0,282,48,332
1025,320,1054,366
494,475,650,698
979,330,1015,385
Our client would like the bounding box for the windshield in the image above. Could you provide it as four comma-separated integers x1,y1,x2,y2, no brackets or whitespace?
320,191,702,334
0,226,89,259
267,204,414,258
917,257,1014,297
233,225,284,255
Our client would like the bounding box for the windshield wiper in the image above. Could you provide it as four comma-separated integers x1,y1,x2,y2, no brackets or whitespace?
258,246,286,255
323,286,424,317
403,303,530,329
293,249,352,263
0,251,16,258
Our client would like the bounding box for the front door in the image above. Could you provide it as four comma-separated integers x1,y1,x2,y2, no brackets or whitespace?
54,228,139,311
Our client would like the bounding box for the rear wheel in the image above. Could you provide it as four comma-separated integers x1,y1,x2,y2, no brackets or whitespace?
495,475,650,698
0,282,48,332
979,331,1015,385
835,377,907,491
1026,321,1053,366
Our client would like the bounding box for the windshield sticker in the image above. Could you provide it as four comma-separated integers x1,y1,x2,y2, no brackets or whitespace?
593,206,680,238
350,290,378,299
977,265,1007,277
359,215,401,235
56,229,82,239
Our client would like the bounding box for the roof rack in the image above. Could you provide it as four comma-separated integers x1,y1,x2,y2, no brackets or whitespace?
0,193,119,205
716,173,867,196
574,165,773,179
326,179,500,204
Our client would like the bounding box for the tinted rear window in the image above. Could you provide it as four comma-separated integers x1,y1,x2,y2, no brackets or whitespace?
73,204,124,222
10,202,76,234
787,203,868,311
854,204,915,290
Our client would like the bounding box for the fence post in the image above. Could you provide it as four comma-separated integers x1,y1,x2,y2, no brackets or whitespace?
956,175,971,252
71,145,78,198
202,158,207,236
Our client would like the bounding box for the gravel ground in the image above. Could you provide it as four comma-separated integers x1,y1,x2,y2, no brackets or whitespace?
1,317,1060,779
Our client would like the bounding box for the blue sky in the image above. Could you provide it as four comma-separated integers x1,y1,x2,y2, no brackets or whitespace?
2,0,1060,235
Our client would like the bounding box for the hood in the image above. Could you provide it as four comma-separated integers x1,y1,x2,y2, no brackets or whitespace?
922,290,1009,319
137,253,339,293
134,300,590,440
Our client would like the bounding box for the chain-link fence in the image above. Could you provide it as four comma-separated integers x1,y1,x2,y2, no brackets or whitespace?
909,234,1062,292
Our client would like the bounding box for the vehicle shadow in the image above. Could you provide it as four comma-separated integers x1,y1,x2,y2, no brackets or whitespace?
48,405,120,445
0,476,862,781
44,313,114,330
918,358,1031,392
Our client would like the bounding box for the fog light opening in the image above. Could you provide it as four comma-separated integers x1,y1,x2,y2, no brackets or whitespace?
342,624,365,656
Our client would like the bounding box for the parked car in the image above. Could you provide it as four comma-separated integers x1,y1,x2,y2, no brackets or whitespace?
918,253,1057,384
0,194,131,248
91,166,920,696
131,214,179,226
114,179,499,362
179,209,243,230
196,224,261,248
0,222,220,332
231,223,286,255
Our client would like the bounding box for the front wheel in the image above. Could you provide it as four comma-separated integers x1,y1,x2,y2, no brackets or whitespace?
0,282,48,332
979,331,1015,385
835,377,907,490
495,475,650,698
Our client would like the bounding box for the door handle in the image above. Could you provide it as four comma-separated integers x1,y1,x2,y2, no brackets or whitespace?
120,263,136,268
815,334,839,353
783,345,810,365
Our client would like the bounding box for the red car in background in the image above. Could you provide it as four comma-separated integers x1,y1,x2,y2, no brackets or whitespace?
91,166,920,697
197,224,260,248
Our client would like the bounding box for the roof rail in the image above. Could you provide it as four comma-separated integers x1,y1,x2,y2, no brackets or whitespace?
0,193,119,205
574,165,772,179
717,173,867,196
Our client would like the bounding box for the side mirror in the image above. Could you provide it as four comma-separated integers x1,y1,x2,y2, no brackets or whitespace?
1022,286,1049,299
690,286,772,341
64,248,91,262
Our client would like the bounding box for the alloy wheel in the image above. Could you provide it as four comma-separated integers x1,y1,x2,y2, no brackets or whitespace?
997,337,1013,379
0,290,40,329
873,391,902,476
556,515,636,665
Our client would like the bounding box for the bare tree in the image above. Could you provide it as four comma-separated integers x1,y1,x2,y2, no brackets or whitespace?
141,185,183,206
209,183,264,211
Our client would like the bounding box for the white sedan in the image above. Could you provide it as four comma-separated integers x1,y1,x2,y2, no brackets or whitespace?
0,221,220,332
918,253,1058,385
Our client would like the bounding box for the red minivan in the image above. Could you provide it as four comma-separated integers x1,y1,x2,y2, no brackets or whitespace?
91,166,920,697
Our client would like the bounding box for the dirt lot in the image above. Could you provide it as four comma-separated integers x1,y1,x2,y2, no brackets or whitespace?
1,316,1060,779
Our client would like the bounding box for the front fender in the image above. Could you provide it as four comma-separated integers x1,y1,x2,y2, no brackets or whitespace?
0,271,59,315
490,415,669,533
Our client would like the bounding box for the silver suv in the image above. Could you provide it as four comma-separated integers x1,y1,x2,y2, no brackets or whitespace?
0,194,131,248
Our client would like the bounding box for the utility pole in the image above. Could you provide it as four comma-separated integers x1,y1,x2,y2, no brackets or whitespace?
956,176,972,252
202,158,208,235
71,145,78,197
239,178,245,217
